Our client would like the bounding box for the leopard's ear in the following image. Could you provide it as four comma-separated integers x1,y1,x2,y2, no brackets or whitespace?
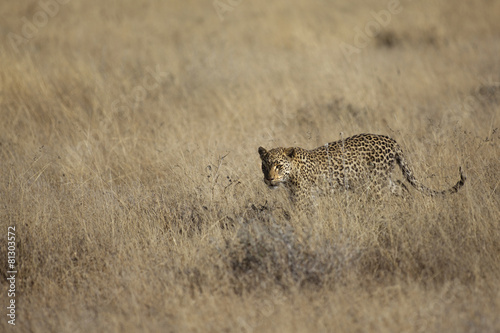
258,147,267,159
284,147,295,158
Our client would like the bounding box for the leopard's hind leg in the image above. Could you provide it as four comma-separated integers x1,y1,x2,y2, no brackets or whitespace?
389,178,410,197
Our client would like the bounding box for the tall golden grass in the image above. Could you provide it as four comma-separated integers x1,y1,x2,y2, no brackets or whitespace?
1,0,500,332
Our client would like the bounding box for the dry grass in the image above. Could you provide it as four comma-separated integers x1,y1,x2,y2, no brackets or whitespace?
1,0,500,332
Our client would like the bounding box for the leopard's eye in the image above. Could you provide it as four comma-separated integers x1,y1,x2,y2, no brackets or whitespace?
275,165,282,171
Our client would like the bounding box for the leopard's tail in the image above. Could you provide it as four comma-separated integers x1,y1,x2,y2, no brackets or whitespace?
395,146,466,196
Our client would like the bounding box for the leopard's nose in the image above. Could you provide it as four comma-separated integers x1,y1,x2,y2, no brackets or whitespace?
264,178,274,185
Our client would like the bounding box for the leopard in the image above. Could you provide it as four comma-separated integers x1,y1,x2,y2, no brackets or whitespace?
258,133,466,207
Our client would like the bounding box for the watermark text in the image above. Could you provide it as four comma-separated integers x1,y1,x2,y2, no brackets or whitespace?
6,226,17,326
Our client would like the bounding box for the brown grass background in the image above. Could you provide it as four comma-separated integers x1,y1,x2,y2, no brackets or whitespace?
1,0,500,332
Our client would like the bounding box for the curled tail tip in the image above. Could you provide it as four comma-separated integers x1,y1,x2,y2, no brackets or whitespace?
459,166,467,182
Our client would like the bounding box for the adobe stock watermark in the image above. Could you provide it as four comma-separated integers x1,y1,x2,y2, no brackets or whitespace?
111,65,172,113
447,75,500,114
213,0,243,21
7,0,72,53
236,290,288,333
6,226,17,326
340,0,404,63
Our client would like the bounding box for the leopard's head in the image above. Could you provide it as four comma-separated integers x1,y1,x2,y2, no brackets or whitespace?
258,146,296,188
